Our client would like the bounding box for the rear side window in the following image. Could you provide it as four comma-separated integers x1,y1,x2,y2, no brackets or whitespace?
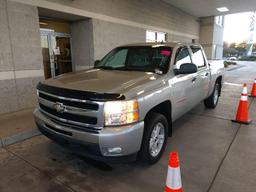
175,47,192,69
191,46,206,68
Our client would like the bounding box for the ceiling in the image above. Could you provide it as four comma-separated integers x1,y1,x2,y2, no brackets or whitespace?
163,0,256,17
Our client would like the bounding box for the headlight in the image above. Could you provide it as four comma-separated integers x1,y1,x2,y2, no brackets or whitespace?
104,100,139,126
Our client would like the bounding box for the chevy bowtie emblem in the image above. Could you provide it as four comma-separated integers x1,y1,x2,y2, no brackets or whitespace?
53,102,65,113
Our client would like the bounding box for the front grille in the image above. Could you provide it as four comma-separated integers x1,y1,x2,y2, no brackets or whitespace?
39,104,97,125
37,89,104,132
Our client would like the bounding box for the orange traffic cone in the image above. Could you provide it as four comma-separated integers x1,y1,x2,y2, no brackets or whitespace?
232,83,252,124
249,79,256,97
165,152,183,192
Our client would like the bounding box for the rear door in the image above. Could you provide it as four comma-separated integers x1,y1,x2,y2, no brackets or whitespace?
190,46,211,102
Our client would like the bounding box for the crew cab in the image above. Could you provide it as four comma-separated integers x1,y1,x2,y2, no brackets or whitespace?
34,42,224,164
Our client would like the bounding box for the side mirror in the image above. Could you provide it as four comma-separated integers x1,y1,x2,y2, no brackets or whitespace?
175,63,198,75
94,60,100,67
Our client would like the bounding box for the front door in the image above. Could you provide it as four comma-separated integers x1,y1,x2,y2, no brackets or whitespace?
40,29,72,79
171,46,200,119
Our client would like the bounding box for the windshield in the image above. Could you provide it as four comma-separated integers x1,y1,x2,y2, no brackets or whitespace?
95,46,173,74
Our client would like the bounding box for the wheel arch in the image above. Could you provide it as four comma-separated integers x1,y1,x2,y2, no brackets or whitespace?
144,100,172,137
216,75,223,95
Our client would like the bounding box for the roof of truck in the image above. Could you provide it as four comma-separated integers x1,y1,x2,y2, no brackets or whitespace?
119,42,202,48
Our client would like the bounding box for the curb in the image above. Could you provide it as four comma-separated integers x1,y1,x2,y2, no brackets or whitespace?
0,129,41,148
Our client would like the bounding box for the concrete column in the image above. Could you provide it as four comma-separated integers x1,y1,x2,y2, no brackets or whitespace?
199,16,224,60
0,0,18,114
0,0,43,114
71,19,95,71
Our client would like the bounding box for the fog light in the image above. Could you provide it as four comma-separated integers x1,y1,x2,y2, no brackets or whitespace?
107,147,122,155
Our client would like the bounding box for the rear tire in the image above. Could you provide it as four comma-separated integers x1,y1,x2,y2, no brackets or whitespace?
139,112,168,164
204,81,221,108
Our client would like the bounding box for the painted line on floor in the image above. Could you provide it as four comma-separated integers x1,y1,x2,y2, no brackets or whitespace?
227,65,245,71
189,112,231,122
224,82,243,87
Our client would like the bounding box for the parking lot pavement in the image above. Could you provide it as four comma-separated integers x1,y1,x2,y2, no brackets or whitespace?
0,109,40,147
3,113,239,192
0,148,73,192
224,61,256,85
0,61,255,192
209,122,256,192
249,98,256,124
190,83,242,121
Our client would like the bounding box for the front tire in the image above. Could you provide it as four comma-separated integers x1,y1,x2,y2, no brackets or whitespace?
204,81,221,108
139,112,168,164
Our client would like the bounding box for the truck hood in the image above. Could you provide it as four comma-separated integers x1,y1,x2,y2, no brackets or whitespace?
42,69,160,95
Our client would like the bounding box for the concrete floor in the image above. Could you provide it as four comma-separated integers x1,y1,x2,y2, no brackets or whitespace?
0,109,40,147
0,61,256,192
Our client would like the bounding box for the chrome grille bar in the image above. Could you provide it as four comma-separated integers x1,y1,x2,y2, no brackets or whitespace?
38,97,99,117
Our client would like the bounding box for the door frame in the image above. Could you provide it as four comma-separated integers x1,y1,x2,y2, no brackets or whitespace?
40,29,73,78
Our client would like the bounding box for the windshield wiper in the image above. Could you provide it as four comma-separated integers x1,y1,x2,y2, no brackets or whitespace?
95,66,114,70
96,66,129,70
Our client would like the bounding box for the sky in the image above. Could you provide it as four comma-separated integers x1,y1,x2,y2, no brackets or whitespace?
223,12,255,44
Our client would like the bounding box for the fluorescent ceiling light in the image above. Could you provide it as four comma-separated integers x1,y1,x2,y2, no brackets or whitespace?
217,7,229,12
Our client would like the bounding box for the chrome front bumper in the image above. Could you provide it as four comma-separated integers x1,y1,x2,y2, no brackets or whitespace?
33,108,144,157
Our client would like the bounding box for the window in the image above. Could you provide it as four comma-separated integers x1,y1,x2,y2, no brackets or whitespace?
101,49,128,68
146,30,167,42
191,46,206,68
175,47,192,69
215,16,224,26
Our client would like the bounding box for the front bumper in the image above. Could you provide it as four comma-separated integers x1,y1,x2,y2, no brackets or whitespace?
33,108,144,161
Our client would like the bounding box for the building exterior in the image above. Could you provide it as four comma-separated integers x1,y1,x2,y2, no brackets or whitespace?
0,0,221,114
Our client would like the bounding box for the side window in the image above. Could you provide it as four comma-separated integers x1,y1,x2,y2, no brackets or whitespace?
191,47,206,68
175,47,192,68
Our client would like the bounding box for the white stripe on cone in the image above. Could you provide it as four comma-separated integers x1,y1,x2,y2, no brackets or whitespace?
242,86,248,94
166,166,182,190
241,95,248,101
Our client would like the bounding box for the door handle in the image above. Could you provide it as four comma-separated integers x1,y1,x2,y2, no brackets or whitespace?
205,72,209,76
192,77,197,82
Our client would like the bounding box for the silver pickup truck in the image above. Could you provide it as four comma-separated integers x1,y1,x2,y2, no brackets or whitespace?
34,42,224,164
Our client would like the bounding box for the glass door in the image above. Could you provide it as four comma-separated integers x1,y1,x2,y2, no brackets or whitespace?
54,34,72,76
40,29,72,79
